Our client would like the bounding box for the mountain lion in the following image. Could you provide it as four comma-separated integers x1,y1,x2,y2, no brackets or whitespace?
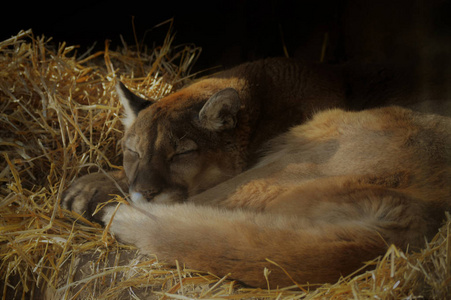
63,58,451,287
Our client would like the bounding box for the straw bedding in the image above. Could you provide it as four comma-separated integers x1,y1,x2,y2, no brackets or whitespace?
0,30,450,300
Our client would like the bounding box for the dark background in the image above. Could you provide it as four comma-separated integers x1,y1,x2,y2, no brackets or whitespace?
2,0,451,73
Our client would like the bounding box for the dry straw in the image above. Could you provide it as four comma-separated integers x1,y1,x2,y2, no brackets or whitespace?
0,29,450,300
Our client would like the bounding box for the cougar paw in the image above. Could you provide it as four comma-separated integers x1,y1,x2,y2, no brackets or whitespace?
62,172,125,224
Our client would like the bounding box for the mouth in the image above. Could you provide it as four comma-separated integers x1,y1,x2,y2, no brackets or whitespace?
130,191,147,203
129,190,185,204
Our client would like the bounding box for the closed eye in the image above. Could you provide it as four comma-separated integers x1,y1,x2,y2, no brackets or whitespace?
125,147,140,158
170,137,198,162
176,149,197,156
170,149,197,162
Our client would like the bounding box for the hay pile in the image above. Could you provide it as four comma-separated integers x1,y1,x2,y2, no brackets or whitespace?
0,29,450,300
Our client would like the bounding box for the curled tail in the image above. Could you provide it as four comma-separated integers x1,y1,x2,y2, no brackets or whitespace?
103,201,390,288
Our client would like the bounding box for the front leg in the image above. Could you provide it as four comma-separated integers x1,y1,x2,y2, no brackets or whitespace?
62,170,129,224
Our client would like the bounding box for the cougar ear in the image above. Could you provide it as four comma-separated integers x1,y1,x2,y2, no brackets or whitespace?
198,88,241,131
116,82,154,129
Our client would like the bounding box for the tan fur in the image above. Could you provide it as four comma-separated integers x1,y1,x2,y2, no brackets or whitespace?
85,107,451,287
63,58,451,288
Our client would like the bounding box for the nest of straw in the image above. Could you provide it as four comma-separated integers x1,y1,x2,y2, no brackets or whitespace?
1,29,450,300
